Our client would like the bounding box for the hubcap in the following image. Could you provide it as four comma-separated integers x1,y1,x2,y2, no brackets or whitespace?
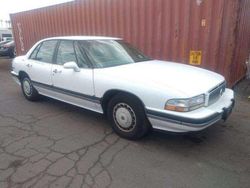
23,79,32,96
113,103,136,132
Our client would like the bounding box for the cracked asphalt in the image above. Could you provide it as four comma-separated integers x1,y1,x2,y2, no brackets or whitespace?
0,57,250,188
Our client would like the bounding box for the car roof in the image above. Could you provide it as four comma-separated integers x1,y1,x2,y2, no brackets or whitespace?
44,36,122,41
26,36,123,57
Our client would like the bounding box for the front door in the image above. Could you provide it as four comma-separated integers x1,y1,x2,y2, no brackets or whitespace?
51,40,101,112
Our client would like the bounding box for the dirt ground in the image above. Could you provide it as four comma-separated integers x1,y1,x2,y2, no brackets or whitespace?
0,57,250,188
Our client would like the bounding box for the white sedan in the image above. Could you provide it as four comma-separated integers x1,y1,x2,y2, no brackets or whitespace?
11,36,235,139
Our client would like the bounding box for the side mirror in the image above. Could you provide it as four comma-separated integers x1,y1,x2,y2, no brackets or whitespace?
63,61,80,72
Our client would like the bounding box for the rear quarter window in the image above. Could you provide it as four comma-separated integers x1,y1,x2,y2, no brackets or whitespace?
29,44,41,60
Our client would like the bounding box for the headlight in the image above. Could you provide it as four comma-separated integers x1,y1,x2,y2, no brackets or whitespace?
165,94,205,112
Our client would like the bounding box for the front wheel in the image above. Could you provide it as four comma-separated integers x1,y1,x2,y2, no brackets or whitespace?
21,76,39,101
107,94,150,140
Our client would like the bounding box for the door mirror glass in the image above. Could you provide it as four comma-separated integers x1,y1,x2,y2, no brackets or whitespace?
63,61,80,72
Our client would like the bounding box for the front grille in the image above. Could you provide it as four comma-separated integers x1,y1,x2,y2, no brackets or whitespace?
208,81,226,105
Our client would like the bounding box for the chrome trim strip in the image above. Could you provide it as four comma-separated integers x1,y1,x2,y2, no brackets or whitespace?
32,81,101,104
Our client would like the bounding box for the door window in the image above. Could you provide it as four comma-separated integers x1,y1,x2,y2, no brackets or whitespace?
56,40,77,65
36,40,57,63
74,42,90,68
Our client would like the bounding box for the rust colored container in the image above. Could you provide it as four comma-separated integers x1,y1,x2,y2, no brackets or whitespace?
10,0,250,87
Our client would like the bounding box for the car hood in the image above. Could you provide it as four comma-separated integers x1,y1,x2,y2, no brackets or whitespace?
100,60,225,97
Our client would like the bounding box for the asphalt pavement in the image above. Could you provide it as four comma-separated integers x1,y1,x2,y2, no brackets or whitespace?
0,57,249,188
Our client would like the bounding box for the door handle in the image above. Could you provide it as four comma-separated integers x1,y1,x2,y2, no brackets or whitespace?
53,69,62,74
26,64,32,68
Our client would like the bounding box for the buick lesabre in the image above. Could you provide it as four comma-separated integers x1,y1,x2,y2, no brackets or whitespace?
11,36,235,139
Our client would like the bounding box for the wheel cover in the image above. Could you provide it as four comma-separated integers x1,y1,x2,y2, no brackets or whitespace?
113,103,136,132
23,79,32,96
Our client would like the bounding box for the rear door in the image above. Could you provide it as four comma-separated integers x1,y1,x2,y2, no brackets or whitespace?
27,40,58,86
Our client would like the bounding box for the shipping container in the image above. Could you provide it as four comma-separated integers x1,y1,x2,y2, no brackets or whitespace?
10,0,250,87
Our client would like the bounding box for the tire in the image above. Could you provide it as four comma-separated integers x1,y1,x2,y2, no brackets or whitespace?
21,76,40,101
9,48,15,58
107,93,150,140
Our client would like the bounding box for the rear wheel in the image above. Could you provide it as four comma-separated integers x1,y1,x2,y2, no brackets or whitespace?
107,93,150,140
21,76,39,101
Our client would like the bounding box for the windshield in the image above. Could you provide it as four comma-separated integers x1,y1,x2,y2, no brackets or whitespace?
78,40,152,68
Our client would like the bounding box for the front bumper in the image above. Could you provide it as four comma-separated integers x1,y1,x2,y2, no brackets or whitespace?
0,48,10,56
146,89,235,132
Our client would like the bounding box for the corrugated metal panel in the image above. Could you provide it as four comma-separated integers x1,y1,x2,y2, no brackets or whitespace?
10,0,250,87
230,0,250,85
